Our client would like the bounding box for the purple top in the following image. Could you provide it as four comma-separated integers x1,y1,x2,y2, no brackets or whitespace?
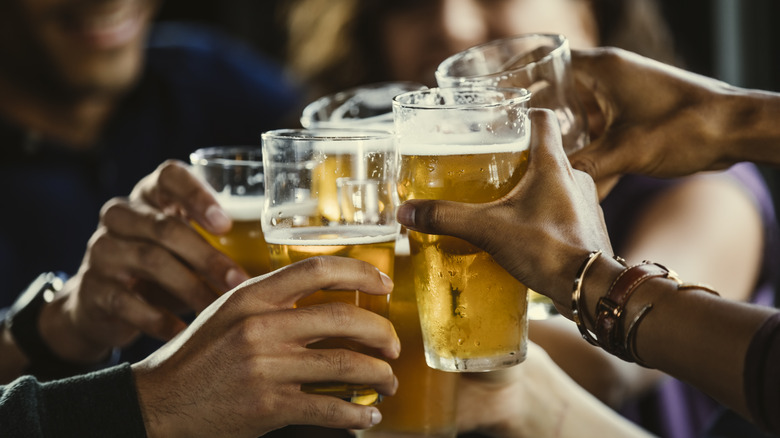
602,163,780,438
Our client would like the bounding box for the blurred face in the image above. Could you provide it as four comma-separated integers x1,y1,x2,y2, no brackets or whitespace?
0,0,159,99
380,0,598,86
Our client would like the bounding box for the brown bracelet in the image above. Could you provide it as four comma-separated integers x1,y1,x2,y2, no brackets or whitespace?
594,261,672,362
623,276,721,366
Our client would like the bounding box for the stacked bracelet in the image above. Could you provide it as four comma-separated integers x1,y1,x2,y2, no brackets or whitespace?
571,252,721,367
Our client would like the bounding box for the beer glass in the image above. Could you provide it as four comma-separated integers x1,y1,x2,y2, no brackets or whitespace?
300,81,426,131
301,86,459,437
357,237,458,438
393,87,531,372
261,128,399,405
189,146,271,277
435,33,588,154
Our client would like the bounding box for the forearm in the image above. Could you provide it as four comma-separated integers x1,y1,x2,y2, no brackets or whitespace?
716,87,780,168
579,256,776,420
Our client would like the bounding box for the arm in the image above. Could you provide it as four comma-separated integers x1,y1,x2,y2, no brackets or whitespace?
2,257,400,438
397,109,777,427
456,342,655,438
569,47,780,194
0,160,249,383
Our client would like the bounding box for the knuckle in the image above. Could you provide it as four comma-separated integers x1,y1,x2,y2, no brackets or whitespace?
325,302,355,328
99,199,129,227
150,213,183,242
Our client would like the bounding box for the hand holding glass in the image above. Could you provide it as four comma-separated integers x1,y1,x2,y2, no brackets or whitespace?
261,128,399,405
393,87,531,372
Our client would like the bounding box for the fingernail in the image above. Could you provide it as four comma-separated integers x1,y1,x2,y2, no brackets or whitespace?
378,270,393,289
205,204,231,232
392,374,399,393
225,268,250,289
370,408,382,427
396,203,415,227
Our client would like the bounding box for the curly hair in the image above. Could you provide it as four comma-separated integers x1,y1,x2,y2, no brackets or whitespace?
285,0,679,97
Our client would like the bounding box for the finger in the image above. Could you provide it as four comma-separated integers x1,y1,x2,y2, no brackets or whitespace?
238,256,394,309
89,223,221,312
293,347,398,395
131,160,231,235
283,395,383,431
78,272,187,343
263,303,401,359
101,199,249,292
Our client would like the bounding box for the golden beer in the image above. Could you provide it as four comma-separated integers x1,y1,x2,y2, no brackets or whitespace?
359,239,458,438
266,225,396,405
194,195,271,277
398,145,530,372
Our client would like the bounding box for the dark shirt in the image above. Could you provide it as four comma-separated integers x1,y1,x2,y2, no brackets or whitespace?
0,22,302,363
0,363,145,437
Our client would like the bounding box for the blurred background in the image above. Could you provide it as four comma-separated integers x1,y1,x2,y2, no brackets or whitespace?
154,0,780,91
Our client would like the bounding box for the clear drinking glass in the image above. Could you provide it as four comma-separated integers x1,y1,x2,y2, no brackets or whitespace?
189,146,271,278
302,83,459,437
300,81,427,131
435,33,588,154
393,87,531,372
261,128,399,405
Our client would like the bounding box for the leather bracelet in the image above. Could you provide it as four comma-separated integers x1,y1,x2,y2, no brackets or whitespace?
623,276,721,366
594,261,672,361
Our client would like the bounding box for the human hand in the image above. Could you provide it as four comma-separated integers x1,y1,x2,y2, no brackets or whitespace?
132,256,400,438
396,109,612,312
569,47,738,196
457,343,652,438
39,160,249,363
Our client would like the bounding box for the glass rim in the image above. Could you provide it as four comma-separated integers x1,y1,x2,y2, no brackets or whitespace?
392,86,531,110
189,146,263,167
261,128,395,142
300,81,427,127
435,33,568,83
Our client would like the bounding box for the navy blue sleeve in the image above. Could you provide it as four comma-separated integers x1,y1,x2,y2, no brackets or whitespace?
0,363,147,437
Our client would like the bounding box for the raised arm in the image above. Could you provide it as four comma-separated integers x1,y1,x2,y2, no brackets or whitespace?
569,47,780,194
397,109,779,430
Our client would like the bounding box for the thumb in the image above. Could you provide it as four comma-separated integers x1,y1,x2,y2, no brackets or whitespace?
397,199,485,242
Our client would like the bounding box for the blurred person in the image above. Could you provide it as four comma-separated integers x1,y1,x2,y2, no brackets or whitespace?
0,0,303,373
401,104,780,437
285,1,779,437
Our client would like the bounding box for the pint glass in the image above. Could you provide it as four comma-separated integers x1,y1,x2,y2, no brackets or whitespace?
436,33,588,154
261,128,399,405
189,146,271,277
393,87,531,372
300,86,459,435
357,236,458,438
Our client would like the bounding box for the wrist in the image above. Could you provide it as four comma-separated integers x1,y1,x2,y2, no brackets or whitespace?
715,87,780,167
39,286,112,364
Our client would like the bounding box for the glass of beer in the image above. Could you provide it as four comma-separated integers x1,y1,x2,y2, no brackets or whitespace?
357,236,459,438
435,33,588,154
393,87,531,372
300,81,427,131
261,128,399,405
300,87,460,436
189,146,271,277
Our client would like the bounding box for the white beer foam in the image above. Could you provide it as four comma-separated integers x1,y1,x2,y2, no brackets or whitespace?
215,194,265,221
397,137,530,156
264,225,399,245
